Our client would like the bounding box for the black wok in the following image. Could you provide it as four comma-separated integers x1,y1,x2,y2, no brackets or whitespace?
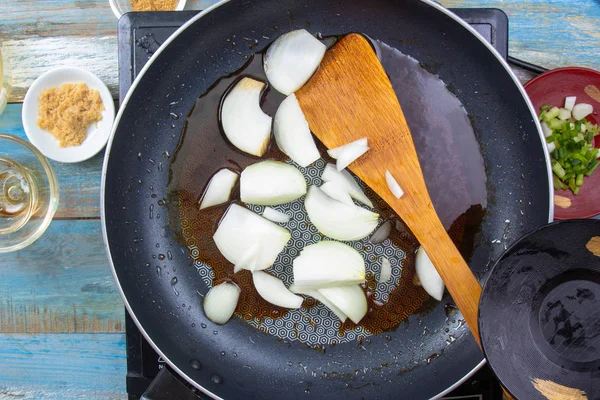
102,0,553,398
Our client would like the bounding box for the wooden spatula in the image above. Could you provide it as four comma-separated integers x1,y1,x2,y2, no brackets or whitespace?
296,33,483,347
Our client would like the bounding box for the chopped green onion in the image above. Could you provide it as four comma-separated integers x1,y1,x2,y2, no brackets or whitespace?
553,162,566,178
544,106,560,121
549,118,564,130
553,175,566,190
541,99,599,194
586,160,599,177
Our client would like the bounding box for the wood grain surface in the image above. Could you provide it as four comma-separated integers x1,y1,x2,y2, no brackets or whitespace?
440,0,600,72
0,220,124,333
0,333,126,399
1,0,600,102
297,33,482,346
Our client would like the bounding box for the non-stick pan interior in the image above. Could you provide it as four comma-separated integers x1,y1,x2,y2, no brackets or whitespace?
103,0,551,398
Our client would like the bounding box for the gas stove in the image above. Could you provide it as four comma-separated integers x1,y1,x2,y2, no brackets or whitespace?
118,9,510,400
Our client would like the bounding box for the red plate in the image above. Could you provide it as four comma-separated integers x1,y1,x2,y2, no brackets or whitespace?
525,67,600,219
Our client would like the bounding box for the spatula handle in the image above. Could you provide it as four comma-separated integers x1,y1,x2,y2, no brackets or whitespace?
412,212,482,348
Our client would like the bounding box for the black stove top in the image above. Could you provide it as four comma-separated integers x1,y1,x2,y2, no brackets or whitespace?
118,9,508,400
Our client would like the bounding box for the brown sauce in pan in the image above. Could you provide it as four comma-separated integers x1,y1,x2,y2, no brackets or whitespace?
167,36,486,335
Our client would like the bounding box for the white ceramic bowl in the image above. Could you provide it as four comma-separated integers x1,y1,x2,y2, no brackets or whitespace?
21,66,115,163
109,0,187,19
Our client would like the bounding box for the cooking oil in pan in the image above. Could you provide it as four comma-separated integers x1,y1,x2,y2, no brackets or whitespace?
167,37,485,345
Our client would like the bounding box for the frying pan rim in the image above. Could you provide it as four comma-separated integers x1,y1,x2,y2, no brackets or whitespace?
100,0,554,398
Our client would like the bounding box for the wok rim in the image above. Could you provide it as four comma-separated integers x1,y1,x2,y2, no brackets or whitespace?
101,1,554,398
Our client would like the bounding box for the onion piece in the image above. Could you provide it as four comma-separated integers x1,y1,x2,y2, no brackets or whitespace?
327,138,369,171
415,247,445,301
199,168,238,210
547,142,556,153
336,144,369,171
321,163,373,207
320,181,354,206
327,138,368,159
317,285,367,324
289,284,348,322
564,96,576,111
264,29,326,95
369,220,392,244
253,271,303,309
385,170,404,199
262,207,291,223
541,120,553,138
558,108,571,121
203,282,240,325
304,185,379,241
273,94,320,167
293,241,366,289
233,243,259,273
221,77,272,157
213,204,291,271
379,257,392,283
241,160,307,205
572,103,593,121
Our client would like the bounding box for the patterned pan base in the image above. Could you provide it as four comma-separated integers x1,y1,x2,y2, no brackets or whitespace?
173,39,483,347
179,158,428,346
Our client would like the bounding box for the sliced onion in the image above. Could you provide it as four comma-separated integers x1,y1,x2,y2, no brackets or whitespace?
327,138,369,171
273,94,320,167
327,138,368,159
572,103,593,121
293,241,366,289
379,257,392,283
203,282,240,325
264,29,326,95
541,120,553,138
289,284,348,322
558,108,572,121
369,220,392,244
564,96,576,111
252,271,303,309
321,163,373,207
241,160,307,205
547,141,556,153
262,207,291,223
233,243,259,273
415,247,445,301
199,168,238,210
385,170,404,199
317,285,367,324
221,77,272,157
213,203,291,271
320,181,354,206
305,185,379,241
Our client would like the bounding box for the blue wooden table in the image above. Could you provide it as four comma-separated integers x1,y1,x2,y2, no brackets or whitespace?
0,0,599,398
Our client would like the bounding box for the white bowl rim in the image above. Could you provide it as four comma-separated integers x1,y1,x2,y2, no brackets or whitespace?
21,65,116,163
108,0,187,19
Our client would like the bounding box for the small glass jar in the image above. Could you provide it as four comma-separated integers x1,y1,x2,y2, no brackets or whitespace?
0,133,59,253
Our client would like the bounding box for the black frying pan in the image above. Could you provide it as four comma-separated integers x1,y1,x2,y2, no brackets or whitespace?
102,0,553,398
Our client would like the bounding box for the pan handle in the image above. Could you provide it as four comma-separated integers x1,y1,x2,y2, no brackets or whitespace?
141,366,208,400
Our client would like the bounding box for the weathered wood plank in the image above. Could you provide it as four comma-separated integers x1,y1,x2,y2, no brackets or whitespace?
440,0,600,72
0,104,103,219
3,0,599,102
0,333,126,399
0,0,217,102
0,220,124,334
